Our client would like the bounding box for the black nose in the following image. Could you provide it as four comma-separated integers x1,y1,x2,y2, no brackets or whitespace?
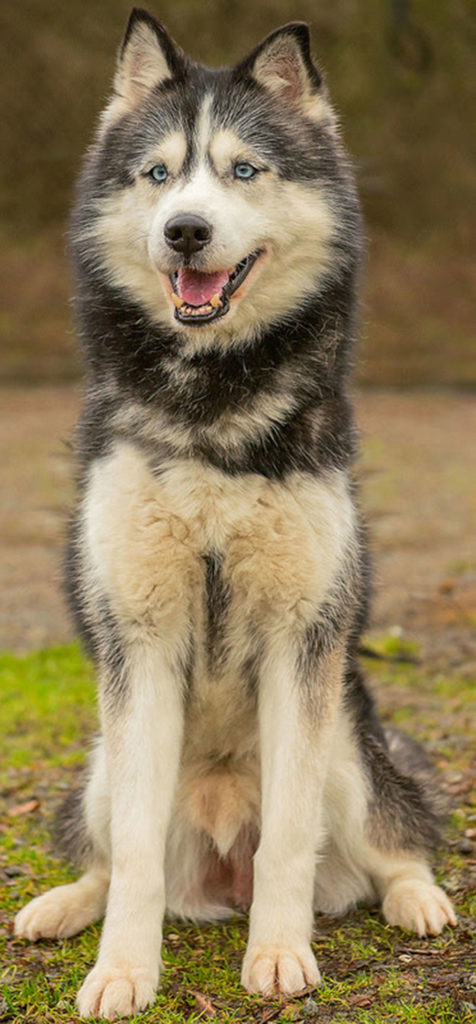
164,214,212,257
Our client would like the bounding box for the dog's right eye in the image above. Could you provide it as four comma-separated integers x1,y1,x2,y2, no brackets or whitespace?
149,164,168,183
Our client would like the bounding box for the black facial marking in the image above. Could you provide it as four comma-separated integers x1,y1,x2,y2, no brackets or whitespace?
209,75,342,187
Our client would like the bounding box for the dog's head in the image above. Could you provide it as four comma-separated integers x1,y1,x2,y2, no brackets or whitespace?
75,8,359,348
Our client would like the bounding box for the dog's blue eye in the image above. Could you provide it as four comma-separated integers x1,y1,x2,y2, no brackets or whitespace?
234,162,257,180
149,164,168,183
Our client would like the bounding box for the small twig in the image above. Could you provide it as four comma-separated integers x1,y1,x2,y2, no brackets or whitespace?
261,1005,284,1023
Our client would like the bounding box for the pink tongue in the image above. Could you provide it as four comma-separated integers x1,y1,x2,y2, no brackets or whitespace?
177,268,229,306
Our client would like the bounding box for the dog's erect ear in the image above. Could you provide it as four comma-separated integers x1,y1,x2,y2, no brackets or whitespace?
114,8,185,106
235,23,322,110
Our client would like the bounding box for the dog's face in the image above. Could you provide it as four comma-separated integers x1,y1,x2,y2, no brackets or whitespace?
78,10,354,348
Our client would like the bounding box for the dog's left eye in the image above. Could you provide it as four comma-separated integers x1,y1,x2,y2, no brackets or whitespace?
149,164,168,183
234,162,257,180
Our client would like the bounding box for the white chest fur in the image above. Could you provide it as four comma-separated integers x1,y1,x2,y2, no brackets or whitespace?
82,441,355,645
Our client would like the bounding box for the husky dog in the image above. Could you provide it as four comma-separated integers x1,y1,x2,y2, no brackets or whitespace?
15,8,456,1018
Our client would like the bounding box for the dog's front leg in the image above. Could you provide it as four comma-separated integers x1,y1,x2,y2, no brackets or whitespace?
242,643,343,996
77,644,184,1019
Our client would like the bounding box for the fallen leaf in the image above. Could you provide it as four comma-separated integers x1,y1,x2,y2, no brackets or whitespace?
8,799,40,817
349,993,373,1007
190,990,217,1017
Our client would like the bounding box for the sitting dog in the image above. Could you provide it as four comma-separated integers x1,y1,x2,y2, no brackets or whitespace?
15,9,456,1018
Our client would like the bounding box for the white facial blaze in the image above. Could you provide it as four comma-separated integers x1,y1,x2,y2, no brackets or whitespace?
148,163,271,268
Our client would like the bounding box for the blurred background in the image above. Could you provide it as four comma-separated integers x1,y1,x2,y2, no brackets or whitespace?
0,0,474,386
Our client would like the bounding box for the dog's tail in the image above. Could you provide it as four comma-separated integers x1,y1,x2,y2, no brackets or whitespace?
54,775,92,867
383,725,449,821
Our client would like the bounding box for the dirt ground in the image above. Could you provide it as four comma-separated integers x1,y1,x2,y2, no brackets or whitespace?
1,386,475,670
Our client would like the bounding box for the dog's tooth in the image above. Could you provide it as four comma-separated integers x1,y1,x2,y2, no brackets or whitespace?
172,293,184,308
210,294,221,308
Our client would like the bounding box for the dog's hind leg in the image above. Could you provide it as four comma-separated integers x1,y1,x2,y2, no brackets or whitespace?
315,828,456,936
361,723,457,936
313,687,456,936
362,730,457,936
14,866,109,940
373,852,456,936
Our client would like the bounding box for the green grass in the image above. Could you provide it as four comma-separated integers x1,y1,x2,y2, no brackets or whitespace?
1,646,96,774
1,645,475,1023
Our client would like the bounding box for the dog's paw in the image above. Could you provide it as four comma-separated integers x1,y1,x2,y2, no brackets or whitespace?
15,885,97,941
77,965,158,1019
241,942,321,996
383,880,457,937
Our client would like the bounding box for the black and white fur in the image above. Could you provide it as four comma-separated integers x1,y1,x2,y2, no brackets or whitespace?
15,10,456,1018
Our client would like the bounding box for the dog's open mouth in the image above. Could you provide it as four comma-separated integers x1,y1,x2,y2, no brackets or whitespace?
169,249,262,326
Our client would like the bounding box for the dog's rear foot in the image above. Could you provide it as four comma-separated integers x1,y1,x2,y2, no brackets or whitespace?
383,879,456,936
14,871,108,941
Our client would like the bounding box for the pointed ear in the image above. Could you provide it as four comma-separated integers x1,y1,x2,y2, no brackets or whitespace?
235,23,322,111
114,8,185,107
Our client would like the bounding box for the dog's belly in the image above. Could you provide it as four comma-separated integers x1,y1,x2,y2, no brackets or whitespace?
179,671,260,855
